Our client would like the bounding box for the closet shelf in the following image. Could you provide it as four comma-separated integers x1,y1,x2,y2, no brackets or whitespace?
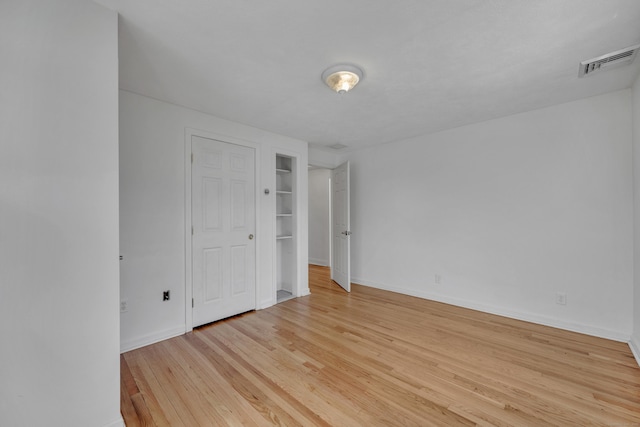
276,168,291,174
276,190,292,194
277,213,293,217
276,235,293,240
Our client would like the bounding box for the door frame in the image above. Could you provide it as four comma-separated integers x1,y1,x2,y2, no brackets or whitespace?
308,160,350,288
308,158,336,272
307,164,332,270
184,128,261,333
272,148,310,302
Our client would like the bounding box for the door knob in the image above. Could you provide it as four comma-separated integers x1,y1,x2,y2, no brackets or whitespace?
249,234,254,240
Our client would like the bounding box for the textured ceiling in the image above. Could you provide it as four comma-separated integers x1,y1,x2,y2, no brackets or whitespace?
94,0,640,151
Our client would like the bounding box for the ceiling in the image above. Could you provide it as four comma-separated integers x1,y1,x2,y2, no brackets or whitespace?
94,0,640,152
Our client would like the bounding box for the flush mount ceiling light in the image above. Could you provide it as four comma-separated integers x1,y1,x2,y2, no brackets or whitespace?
321,64,363,94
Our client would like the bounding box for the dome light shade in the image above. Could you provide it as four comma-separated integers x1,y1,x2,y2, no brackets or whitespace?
322,64,363,94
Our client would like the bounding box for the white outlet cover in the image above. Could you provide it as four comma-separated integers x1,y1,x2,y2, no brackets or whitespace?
555,293,567,305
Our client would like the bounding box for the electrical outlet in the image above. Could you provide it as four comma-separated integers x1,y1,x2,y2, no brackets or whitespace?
435,274,442,285
163,290,170,301
120,300,128,313
556,292,567,305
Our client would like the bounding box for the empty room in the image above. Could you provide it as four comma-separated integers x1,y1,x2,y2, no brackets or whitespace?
3,0,640,426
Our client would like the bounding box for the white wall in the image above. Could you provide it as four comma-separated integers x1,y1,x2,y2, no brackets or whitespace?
309,168,331,266
119,90,308,352
345,90,633,341
632,73,640,360
0,2,121,427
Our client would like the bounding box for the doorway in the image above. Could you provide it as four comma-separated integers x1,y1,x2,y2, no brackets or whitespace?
308,162,351,292
308,166,331,268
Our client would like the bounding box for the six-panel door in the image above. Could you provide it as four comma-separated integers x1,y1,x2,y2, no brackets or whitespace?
191,135,256,327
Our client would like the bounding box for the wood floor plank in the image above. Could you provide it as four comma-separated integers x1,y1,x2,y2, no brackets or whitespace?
188,331,315,426
262,311,471,426
130,393,156,427
121,354,157,426
121,265,640,426
120,360,141,427
218,321,368,426
126,352,175,427
159,339,254,426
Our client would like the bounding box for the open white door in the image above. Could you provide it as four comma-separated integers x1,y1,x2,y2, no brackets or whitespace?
331,161,351,292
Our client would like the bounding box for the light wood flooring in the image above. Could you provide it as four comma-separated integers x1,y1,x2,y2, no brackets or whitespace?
121,265,640,426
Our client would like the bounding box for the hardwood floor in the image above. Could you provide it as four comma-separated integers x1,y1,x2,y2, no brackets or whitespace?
121,265,640,426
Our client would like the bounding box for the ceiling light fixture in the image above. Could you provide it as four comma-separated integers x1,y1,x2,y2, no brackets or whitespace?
321,64,363,94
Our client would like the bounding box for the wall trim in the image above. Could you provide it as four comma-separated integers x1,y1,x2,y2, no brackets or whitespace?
120,325,186,353
258,298,275,310
352,276,631,343
299,287,311,297
309,258,328,267
629,337,640,367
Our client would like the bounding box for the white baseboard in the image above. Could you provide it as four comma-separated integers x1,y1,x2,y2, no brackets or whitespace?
352,276,631,343
103,416,125,427
258,297,275,310
121,325,186,353
629,336,640,367
258,288,311,310
120,287,314,353
309,258,328,267
298,287,311,297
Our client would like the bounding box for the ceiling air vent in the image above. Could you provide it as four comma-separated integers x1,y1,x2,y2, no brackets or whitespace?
329,143,348,150
579,44,640,77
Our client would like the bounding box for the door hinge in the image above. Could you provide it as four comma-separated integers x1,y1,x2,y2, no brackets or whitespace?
192,298,194,308
191,153,194,164
191,226,194,235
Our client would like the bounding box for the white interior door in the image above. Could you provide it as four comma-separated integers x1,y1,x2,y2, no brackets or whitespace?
331,161,350,292
191,135,256,327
